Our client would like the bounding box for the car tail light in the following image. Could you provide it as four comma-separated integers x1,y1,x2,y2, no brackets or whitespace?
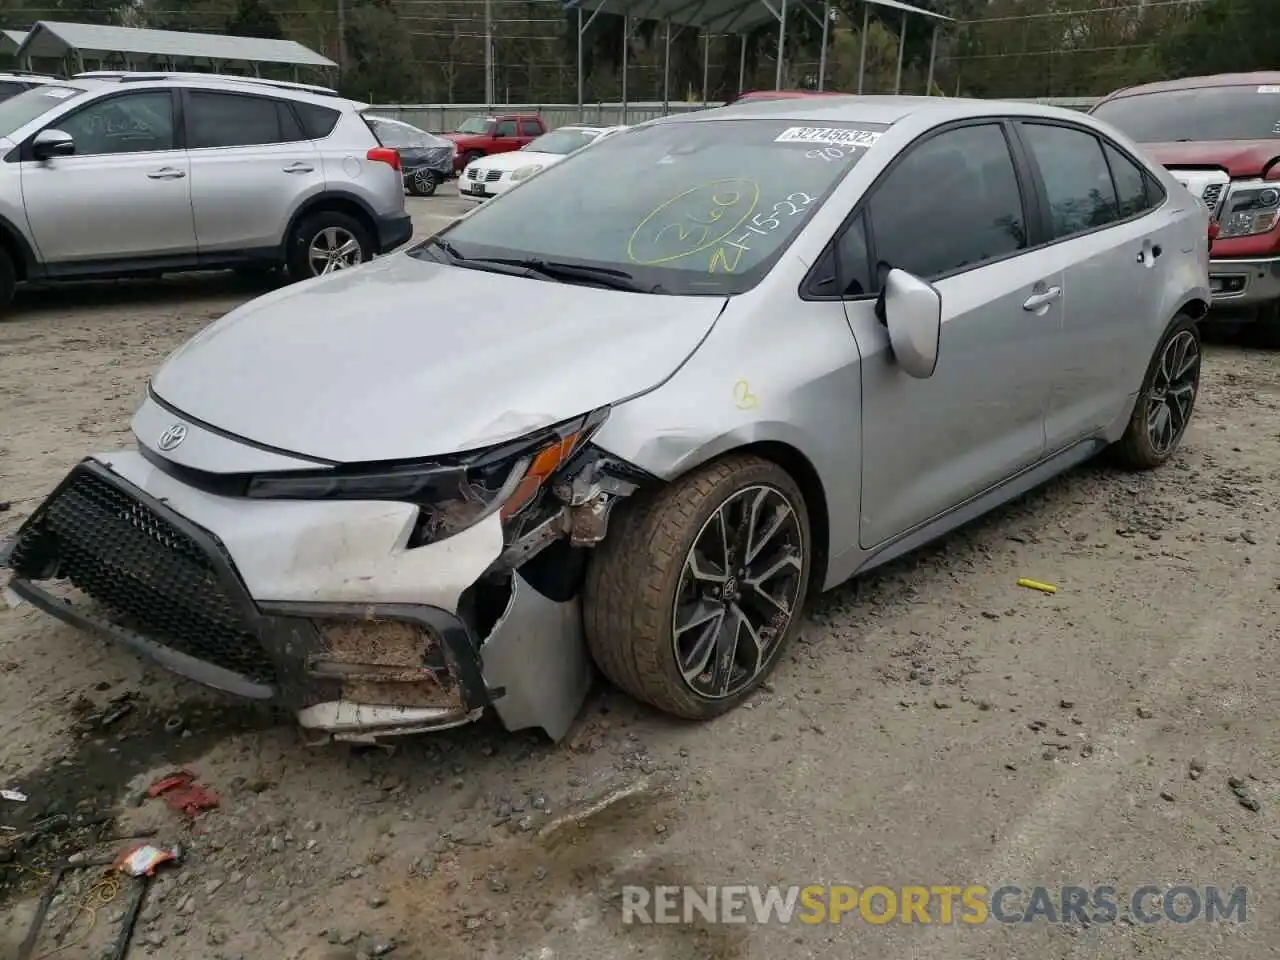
367,147,401,171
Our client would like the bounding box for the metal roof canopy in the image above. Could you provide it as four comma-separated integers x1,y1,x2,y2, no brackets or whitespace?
1,30,29,56
14,21,336,76
566,0,950,121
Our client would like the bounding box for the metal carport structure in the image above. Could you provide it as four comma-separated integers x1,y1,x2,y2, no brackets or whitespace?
566,0,951,121
13,21,336,79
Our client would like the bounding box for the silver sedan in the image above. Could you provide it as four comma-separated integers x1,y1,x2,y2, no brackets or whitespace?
5,96,1210,743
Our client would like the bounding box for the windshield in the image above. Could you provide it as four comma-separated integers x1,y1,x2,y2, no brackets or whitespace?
524,129,598,154
368,116,441,149
1092,85,1280,142
0,84,84,139
455,116,491,134
415,119,886,295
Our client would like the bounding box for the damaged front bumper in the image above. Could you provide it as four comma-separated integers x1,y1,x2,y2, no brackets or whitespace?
4,454,594,743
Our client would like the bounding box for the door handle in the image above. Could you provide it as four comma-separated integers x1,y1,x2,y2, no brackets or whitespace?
146,167,185,180
282,163,315,174
1022,286,1062,311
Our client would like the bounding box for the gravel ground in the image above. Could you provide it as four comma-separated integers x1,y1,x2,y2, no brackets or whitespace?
1,186,1277,959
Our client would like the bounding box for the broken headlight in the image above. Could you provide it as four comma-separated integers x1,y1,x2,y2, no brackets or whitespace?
244,408,608,547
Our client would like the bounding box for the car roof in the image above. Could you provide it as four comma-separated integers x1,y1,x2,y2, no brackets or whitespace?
1102,72,1280,100
63,72,362,109
656,95,1091,127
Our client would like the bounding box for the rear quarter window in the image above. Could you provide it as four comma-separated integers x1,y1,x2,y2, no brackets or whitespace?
294,102,340,139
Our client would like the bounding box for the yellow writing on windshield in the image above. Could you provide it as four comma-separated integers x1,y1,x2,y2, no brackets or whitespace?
627,179,760,266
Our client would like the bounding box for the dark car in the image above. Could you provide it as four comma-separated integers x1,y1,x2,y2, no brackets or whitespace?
364,114,457,197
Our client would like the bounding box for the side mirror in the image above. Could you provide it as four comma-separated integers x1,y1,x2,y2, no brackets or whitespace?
882,268,941,379
32,128,75,162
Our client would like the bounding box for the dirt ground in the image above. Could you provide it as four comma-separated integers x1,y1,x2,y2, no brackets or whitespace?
1,186,1278,960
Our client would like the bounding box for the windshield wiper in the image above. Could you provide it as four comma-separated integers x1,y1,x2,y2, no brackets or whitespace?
478,257,656,292
420,242,662,292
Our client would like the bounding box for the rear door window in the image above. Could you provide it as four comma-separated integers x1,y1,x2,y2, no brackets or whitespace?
519,119,541,136
187,91,282,149
1020,123,1121,239
1103,142,1157,218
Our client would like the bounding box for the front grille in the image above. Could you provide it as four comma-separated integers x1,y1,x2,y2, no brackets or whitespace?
1202,182,1226,215
468,167,482,180
9,468,278,684
485,169,501,182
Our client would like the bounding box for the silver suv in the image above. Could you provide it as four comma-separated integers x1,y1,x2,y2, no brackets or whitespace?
0,72,412,309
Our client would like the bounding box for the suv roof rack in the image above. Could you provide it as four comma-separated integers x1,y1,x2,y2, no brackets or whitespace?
1,70,62,79
71,71,340,97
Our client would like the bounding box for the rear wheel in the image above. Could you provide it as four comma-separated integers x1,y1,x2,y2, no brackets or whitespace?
583,456,812,719
1247,301,1280,348
1114,313,1201,469
0,249,15,315
286,211,373,281
461,150,483,169
407,169,439,197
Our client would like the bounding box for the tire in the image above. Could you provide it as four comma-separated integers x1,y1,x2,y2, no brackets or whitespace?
406,169,439,197
583,455,813,719
1113,313,1201,470
285,210,374,281
461,150,483,169
0,248,15,314
1246,301,1280,348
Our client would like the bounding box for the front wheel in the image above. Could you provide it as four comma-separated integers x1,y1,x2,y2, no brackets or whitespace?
286,211,373,280
1113,313,1201,469
583,455,812,719
407,169,438,197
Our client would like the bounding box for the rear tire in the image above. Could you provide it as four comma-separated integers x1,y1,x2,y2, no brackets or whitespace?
1113,313,1201,469
583,455,812,719
0,249,15,315
285,210,373,281
1246,301,1280,348
407,169,439,197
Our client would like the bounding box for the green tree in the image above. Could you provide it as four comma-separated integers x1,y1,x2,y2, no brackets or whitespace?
227,0,284,39
1158,0,1274,78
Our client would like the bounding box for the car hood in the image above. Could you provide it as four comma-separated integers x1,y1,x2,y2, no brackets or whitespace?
150,254,726,464
1139,140,1280,178
481,150,566,171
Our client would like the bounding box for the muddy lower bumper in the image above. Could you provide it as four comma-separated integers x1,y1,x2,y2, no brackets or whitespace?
4,455,592,742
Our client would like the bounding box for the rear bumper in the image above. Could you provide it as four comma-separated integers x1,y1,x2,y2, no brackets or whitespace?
374,212,414,254
5,455,591,742
1208,255,1280,309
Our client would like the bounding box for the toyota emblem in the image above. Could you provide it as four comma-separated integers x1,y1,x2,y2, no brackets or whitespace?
157,423,188,452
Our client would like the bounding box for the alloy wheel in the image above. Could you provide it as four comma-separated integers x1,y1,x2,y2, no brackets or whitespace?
308,227,364,276
1146,330,1199,456
671,484,805,699
414,169,436,193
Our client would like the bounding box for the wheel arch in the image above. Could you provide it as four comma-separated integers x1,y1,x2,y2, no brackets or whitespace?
1177,296,1209,321
280,191,379,257
0,212,38,281
633,436,831,593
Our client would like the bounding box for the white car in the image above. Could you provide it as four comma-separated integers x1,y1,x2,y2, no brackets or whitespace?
460,124,627,201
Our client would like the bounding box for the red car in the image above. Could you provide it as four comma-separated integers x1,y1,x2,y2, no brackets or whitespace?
439,113,547,173
1091,72,1280,339
728,89,848,104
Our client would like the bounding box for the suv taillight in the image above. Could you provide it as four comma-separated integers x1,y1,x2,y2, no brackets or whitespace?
367,147,401,171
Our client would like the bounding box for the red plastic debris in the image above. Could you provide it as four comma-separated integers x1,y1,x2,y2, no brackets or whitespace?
146,768,219,819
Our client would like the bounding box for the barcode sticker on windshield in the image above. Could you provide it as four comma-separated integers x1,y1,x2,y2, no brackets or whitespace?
775,126,881,148
1259,85,1280,94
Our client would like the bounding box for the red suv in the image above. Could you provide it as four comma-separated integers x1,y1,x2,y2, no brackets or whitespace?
1092,73,1280,338
439,113,546,173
